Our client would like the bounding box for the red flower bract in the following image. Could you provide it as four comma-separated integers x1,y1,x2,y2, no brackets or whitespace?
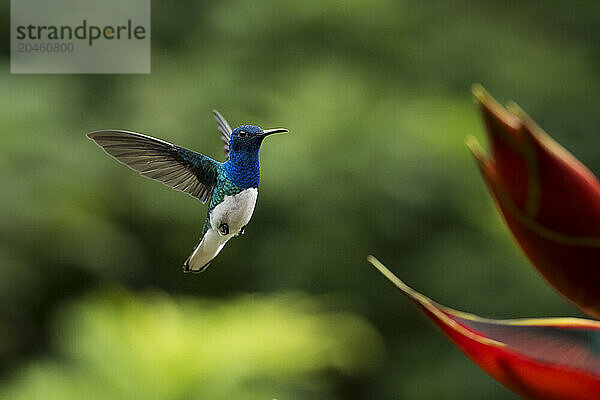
368,256,600,400
467,85,600,319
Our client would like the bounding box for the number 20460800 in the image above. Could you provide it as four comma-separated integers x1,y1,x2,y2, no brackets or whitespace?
18,42,74,52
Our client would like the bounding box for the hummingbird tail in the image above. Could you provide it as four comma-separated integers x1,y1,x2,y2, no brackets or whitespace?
182,228,227,274
183,255,211,274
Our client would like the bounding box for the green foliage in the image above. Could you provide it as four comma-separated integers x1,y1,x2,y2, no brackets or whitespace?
1,290,382,400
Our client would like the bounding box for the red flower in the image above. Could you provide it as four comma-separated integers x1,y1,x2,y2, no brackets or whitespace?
468,85,600,319
369,256,600,400
370,87,600,398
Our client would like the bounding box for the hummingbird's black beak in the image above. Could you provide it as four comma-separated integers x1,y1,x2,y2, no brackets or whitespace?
260,128,288,138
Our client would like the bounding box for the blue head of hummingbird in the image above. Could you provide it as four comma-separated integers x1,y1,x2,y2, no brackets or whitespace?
87,111,288,273
224,124,287,189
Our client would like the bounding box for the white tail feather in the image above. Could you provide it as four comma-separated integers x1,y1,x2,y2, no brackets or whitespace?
184,228,228,273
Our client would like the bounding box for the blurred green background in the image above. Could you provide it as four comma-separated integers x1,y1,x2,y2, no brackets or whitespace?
1,1,600,398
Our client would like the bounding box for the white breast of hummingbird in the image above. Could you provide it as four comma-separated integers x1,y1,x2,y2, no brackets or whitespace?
210,188,259,236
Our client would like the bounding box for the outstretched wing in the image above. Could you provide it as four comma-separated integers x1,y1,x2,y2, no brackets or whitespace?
87,130,220,203
212,110,232,159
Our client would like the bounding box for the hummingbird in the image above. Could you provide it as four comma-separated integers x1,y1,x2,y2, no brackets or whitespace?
87,110,288,273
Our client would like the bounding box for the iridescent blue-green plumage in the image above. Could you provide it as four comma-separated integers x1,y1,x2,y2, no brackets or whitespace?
87,110,288,274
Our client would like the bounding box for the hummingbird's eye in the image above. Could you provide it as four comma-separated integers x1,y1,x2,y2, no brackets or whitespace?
238,130,247,138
